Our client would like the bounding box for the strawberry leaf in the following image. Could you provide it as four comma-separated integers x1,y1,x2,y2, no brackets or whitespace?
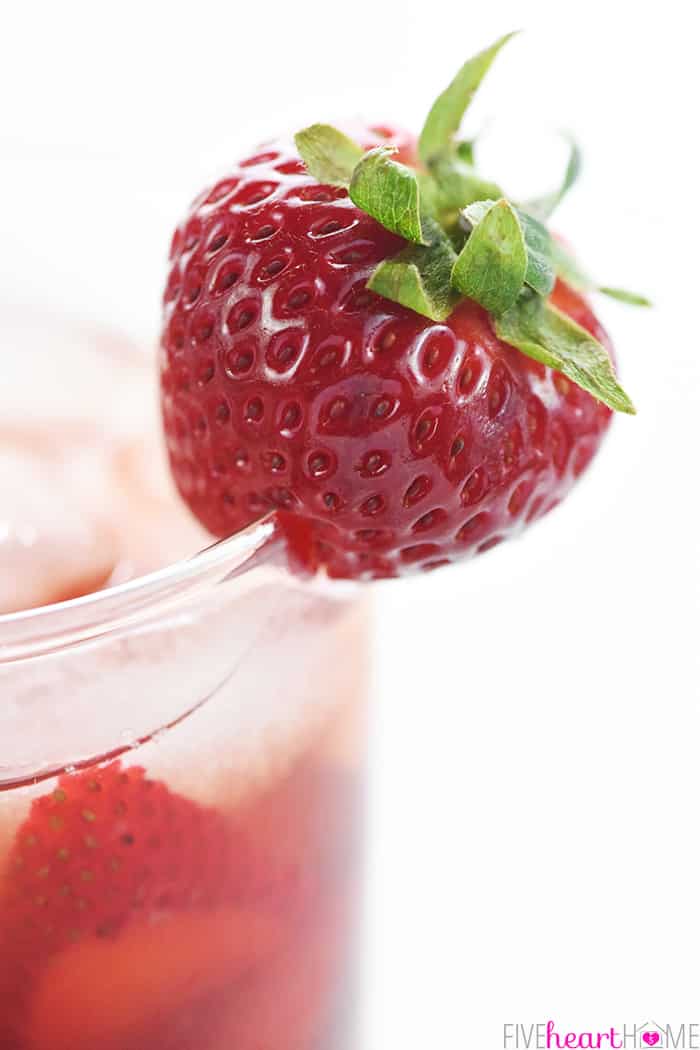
598,286,652,307
460,199,492,225
494,291,635,413
430,151,503,216
349,147,427,245
452,199,527,314
418,33,517,165
526,137,582,220
458,201,554,298
516,209,555,296
294,124,364,187
455,139,476,165
367,219,459,322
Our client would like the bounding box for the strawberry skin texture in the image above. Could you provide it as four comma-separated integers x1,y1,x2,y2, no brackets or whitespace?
0,763,232,956
0,762,234,1045
0,759,360,1049
160,127,612,579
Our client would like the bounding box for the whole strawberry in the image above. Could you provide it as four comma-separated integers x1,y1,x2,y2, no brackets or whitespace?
160,34,645,580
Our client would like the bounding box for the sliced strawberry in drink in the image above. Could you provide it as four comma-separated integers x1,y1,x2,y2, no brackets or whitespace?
0,755,360,1049
0,761,237,1044
25,906,285,1050
0,762,233,957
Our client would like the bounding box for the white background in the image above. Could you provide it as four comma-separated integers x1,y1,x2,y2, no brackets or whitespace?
2,1,699,1045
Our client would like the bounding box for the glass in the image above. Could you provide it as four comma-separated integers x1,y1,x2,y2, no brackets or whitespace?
0,520,368,1049
0,141,369,1049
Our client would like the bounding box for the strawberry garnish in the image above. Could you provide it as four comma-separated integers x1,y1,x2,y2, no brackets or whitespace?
160,34,647,580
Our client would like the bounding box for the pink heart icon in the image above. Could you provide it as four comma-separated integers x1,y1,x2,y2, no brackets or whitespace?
642,1035,660,1047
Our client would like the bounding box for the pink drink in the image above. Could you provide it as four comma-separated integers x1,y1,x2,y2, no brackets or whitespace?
0,308,367,1049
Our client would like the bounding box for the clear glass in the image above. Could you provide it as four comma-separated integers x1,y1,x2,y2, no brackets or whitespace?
0,140,368,1050
0,523,368,1049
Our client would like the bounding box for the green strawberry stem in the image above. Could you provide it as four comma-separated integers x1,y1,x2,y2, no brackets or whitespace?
295,34,648,414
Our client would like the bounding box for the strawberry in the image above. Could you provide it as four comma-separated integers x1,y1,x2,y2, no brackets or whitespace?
0,762,240,1047
0,757,360,1049
24,907,285,1050
0,762,232,954
160,34,645,580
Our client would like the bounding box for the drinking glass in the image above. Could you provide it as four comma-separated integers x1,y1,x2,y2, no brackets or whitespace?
0,515,368,1049
0,141,369,1049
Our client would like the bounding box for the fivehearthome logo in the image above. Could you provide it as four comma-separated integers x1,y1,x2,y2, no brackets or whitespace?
503,1021,700,1048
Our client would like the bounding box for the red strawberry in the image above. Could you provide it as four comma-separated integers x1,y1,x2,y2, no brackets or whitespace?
0,757,361,1049
24,908,284,1050
160,38,641,580
0,762,232,954
0,762,248,1048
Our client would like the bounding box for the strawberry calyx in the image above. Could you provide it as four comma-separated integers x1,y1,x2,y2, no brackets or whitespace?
294,33,648,415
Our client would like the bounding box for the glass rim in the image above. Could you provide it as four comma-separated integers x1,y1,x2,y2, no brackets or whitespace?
0,516,280,661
